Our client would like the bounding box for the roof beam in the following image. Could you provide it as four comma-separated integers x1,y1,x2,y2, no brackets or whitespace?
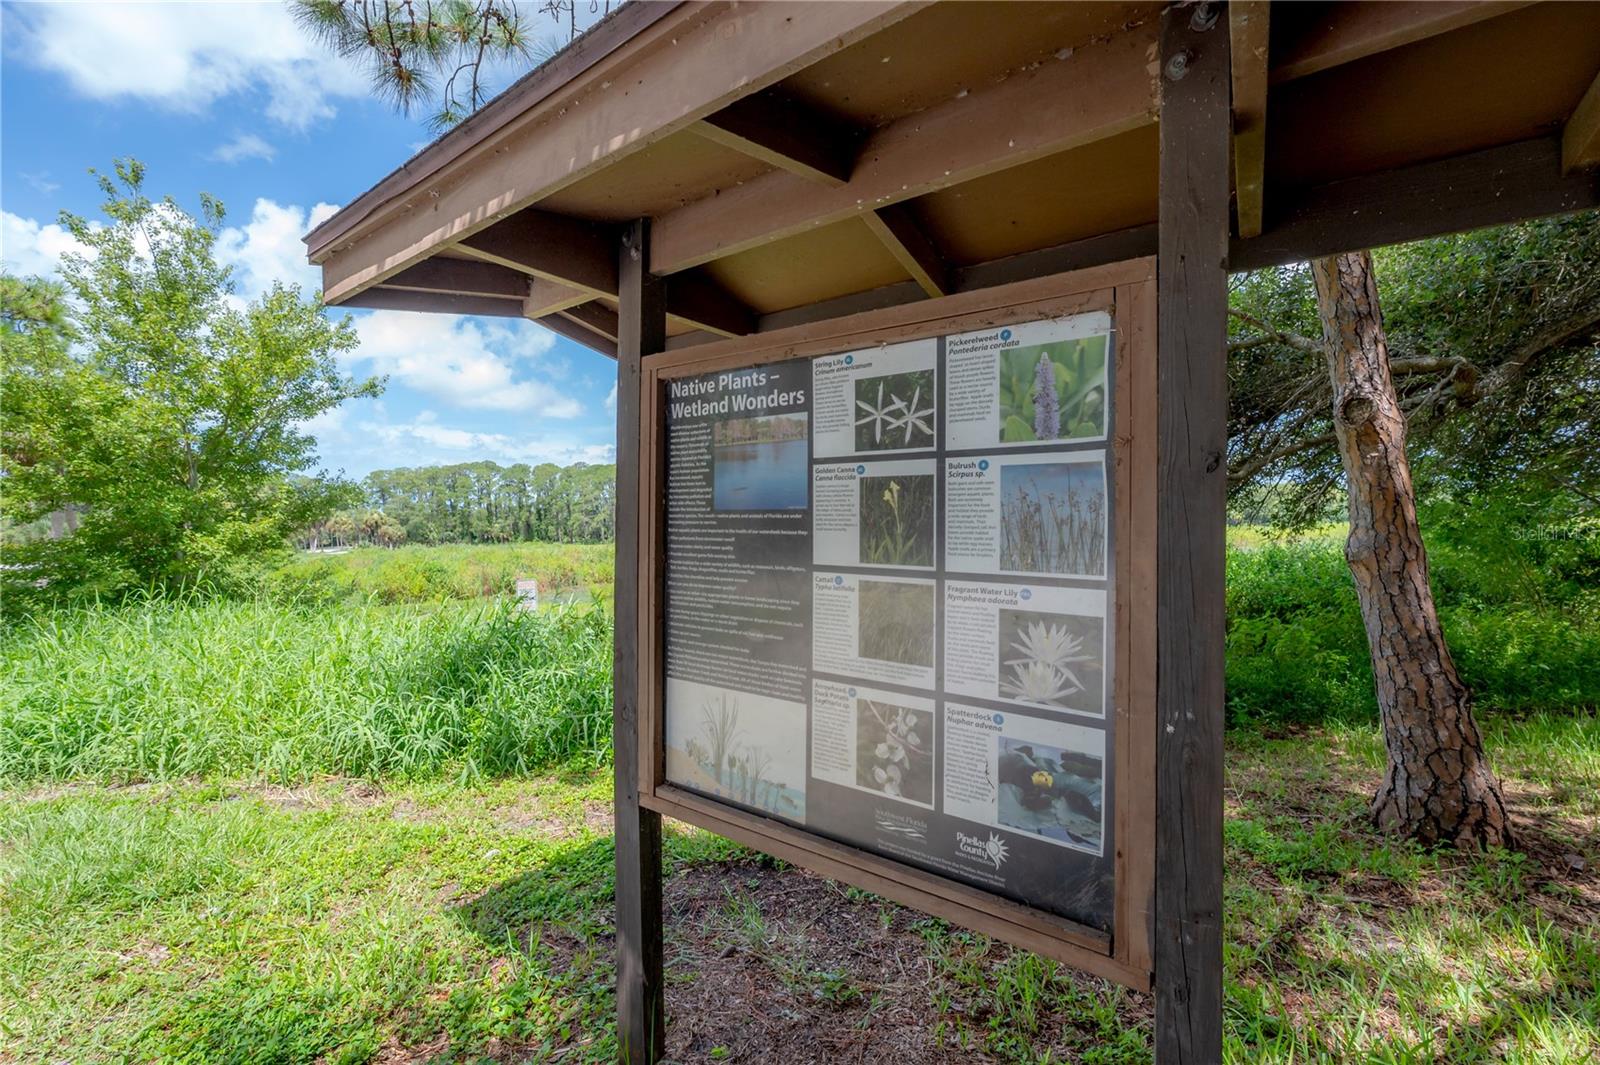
455,209,618,297
1270,1,1535,84
381,257,531,299
1229,2,1271,239
559,301,621,342
455,206,754,336
341,288,525,317
691,90,859,186
650,19,1159,274
861,205,948,298
523,276,593,318
316,1,925,304
666,273,756,338
1230,136,1600,272
537,311,618,358
1563,69,1600,173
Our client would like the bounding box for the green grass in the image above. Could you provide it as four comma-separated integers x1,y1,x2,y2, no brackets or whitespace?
1,713,1593,1063
0,596,613,783
2,530,1596,1061
273,541,615,606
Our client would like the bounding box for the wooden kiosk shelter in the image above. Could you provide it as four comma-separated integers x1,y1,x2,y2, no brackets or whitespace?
306,3,1600,1060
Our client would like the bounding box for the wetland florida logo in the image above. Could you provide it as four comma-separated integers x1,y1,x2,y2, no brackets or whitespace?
956,829,1010,870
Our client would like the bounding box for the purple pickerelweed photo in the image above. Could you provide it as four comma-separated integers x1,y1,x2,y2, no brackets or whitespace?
1032,352,1060,439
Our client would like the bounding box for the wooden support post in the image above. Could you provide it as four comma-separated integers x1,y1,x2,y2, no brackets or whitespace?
614,218,666,1064
1155,5,1229,1064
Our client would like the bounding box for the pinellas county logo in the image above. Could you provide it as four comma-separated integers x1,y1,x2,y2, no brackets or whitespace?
956,830,1010,870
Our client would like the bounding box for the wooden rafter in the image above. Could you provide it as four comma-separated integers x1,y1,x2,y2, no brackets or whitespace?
666,273,756,339
1231,137,1600,272
692,90,859,186
650,19,1159,274
1270,0,1535,84
315,1,924,304
449,208,756,337
1563,69,1600,173
524,276,593,318
456,209,618,297
381,258,530,299
537,311,618,358
560,301,622,342
341,288,524,317
861,205,947,298
1229,2,1271,239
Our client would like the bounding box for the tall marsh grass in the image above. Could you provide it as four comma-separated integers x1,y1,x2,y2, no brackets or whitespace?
0,596,614,783
272,541,615,606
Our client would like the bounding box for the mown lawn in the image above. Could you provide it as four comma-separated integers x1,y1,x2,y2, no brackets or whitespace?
2,711,1595,1064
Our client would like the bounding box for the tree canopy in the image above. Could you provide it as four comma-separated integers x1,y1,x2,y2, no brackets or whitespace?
0,160,382,601
1227,213,1600,526
293,0,607,130
303,460,617,548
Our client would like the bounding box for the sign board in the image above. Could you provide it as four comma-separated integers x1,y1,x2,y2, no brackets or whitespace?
635,265,1156,988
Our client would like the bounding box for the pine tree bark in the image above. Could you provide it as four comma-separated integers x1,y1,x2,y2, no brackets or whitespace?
1310,251,1512,849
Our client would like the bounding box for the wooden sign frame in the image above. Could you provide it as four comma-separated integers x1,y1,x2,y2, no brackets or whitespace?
628,258,1158,989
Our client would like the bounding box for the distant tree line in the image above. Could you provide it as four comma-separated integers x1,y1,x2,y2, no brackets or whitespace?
299,461,617,548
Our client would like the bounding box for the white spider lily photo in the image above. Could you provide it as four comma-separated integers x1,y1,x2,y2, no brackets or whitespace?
853,370,936,451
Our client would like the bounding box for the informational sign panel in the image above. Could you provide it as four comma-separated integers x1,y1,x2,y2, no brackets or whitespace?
661,311,1117,931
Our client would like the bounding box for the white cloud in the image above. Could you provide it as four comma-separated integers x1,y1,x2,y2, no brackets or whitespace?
215,198,338,299
21,171,60,195
358,415,615,467
0,211,92,278
210,132,277,165
6,2,370,129
4,197,333,302
350,310,581,416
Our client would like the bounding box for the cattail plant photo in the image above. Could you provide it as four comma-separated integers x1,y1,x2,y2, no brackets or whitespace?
997,335,1108,443
857,580,936,667
999,462,1106,576
859,474,935,567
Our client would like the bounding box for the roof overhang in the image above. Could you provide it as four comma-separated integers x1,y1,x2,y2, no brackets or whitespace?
306,0,1600,357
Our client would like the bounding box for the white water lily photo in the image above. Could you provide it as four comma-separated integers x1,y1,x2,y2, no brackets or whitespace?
997,607,1104,714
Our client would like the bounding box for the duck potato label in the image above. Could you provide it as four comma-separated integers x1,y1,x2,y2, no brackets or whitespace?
663,313,1116,930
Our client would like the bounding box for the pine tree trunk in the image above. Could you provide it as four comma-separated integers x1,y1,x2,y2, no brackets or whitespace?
1310,251,1512,849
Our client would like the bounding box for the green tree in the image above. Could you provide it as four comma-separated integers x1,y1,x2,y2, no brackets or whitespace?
292,0,587,130
0,160,382,601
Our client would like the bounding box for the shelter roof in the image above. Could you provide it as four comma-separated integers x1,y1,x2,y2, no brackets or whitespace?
305,0,1600,355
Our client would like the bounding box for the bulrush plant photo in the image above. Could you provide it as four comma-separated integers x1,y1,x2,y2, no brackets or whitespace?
999,461,1107,577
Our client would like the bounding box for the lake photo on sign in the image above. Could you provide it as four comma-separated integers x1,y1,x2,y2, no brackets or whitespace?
713,413,809,510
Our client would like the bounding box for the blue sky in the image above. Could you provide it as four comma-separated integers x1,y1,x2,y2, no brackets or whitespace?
0,1,617,478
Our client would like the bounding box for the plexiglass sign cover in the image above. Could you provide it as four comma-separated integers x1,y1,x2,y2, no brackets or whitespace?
662,313,1116,929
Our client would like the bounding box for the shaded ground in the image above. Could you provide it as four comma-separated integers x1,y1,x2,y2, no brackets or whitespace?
1,712,1595,1064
